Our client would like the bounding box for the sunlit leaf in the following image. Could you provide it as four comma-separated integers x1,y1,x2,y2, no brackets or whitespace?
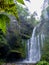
0,0,19,20
0,14,10,33
17,0,24,4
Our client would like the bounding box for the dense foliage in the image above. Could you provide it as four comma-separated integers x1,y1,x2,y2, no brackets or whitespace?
0,0,24,21
0,0,27,62
0,14,10,33
36,61,49,65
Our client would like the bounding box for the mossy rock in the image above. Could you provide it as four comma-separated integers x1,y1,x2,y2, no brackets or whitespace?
0,13,10,33
6,50,23,62
19,23,33,39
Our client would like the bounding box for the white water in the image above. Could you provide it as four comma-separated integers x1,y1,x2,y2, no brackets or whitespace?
13,0,45,63
19,26,45,64
17,27,41,63
3,13,41,63
8,15,45,64
26,27,41,63
8,14,45,63
29,27,41,63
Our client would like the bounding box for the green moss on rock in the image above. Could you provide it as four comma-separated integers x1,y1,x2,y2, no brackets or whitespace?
0,14,10,33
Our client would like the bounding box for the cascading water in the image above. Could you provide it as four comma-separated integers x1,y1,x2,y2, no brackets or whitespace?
25,26,45,63
25,27,41,63
13,0,45,63
8,11,45,64
28,27,41,63
19,26,41,63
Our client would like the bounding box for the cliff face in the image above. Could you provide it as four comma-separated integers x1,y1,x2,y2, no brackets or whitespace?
7,15,33,39
0,13,33,61
37,0,49,62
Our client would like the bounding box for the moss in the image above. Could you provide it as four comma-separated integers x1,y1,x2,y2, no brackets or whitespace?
19,39,27,58
0,14,10,33
0,59,5,65
9,50,21,54
41,36,49,62
20,34,31,39
13,39,27,59
0,29,9,46
17,0,24,4
0,0,19,21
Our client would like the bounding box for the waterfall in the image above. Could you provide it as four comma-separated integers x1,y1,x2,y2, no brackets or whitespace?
25,26,45,63
26,27,45,63
13,0,45,63
18,26,41,63
27,27,41,63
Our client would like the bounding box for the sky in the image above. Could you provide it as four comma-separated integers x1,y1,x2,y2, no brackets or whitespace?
24,0,44,20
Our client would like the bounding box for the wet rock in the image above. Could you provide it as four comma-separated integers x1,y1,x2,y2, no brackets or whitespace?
6,50,22,62
19,21,33,39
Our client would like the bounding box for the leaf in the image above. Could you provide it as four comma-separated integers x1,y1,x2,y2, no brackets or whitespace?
0,0,19,20
17,0,24,4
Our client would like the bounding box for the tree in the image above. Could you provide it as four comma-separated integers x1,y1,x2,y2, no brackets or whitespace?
0,0,24,20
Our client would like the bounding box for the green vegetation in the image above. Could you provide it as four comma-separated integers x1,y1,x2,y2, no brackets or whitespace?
17,0,24,4
1,0,49,64
0,0,28,62
0,60,5,65
36,61,49,65
0,15,27,62
46,6,49,16
41,36,49,62
37,1,49,64
0,14,10,33
0,0,24,20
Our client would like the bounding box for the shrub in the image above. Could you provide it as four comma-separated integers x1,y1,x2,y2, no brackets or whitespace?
36,61,49,65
